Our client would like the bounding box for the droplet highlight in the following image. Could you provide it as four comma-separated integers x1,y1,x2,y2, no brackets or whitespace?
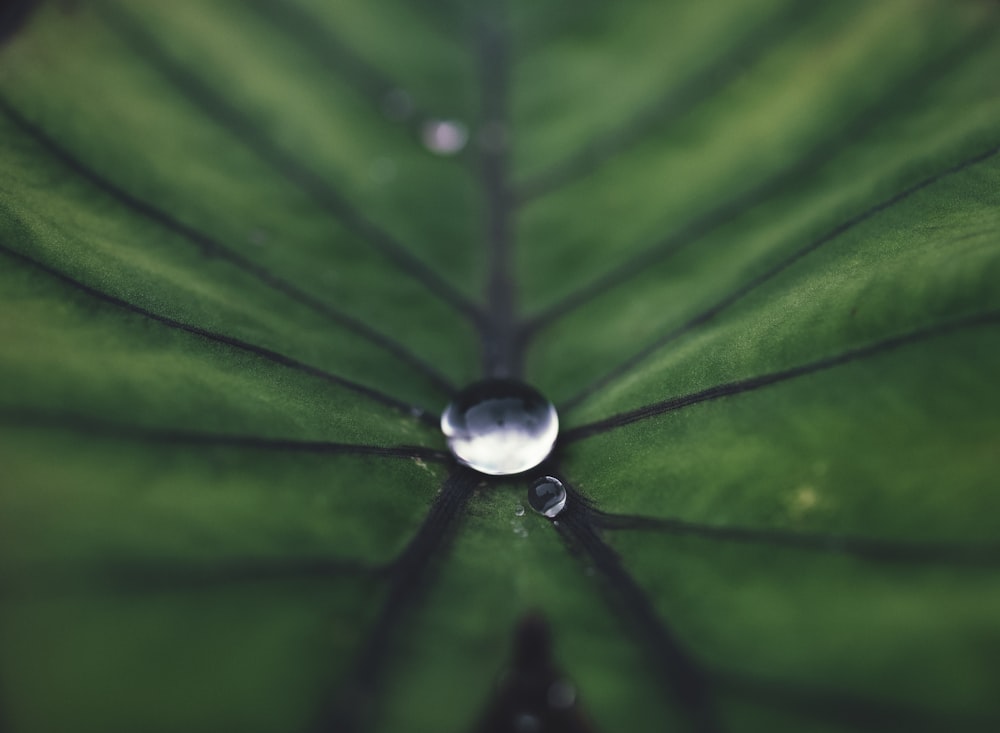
421,119,468,155
440,379,558,476
528,476,567,518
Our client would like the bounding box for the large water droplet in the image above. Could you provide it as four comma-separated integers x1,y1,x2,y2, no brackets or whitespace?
421,119,468,155
528,476,567,518
440,379,558,475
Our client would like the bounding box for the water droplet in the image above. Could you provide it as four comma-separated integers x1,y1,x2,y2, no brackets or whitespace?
514,504,525,517
381,88,414,121
513,713,541,733
528,476,567,518
441,379,558,475
547,679,576,710
421,119,468,155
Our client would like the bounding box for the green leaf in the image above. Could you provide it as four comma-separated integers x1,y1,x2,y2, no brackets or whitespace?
1,1,999,732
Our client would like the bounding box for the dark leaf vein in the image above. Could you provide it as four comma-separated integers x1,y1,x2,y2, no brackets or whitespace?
594,512,1000,566
0,409,448,461
98,2,485,327
564,310,1000,440
524,34,998,342
0,243,439,424
314,468,478,733
0,95,457,397
560,142,1000,411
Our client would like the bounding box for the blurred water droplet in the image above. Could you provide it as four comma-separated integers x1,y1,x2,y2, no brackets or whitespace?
248,228,269,246
441,379,558,475
528,476,567,518
421,118,468,155
547,679,576,710
368,156,396,185
381,88,414,121
514,504,525,517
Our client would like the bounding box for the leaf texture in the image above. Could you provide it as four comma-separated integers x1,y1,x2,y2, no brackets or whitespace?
1,1,999,732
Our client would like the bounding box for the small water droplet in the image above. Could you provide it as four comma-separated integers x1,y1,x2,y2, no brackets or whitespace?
441,379,558,475
514,504,525,517
547,679,576,710
381,88,414,121
421,118,468,155
528,476,567,518
513,713,541,733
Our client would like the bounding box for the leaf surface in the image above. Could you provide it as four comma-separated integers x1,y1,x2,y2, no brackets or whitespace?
1,1,999,732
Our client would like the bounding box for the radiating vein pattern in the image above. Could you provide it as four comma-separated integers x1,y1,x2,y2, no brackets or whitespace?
314,469,479,733
476,2,521,377
549,474,722,733
0,96,457,397
559,143,1000,411
523,30,998,341
594,512,1000,566
565,310,1000,439
241,0,441,147
0,243,438,423
1,2,999,732
0,409,449,461
96,2,484,326
513,1,809,203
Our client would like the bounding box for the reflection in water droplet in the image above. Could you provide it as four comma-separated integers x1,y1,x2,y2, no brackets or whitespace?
421,119,468,155
513,712,541,733
547,679,576,710
441,379,558,475
381,88,414,121
514,504,525,517
528,476,567,518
